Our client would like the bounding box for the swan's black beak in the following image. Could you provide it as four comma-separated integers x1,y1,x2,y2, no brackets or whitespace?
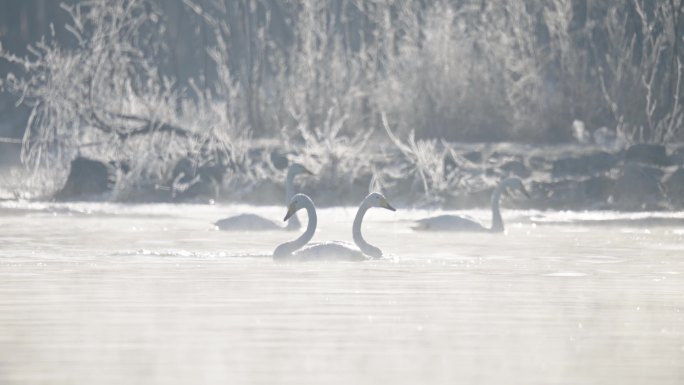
303,167,314,176
381,199,396,211
284,203,296,221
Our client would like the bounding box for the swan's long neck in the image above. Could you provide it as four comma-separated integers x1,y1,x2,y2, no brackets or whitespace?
285,170,301,230
353,201,382,258
274,200,316,259
490,184,504,232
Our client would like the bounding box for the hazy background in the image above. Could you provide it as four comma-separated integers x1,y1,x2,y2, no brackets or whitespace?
1,0,683,207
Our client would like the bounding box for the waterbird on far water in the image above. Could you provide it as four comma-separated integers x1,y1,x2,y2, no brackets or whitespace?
412,177,530,232
273,193,396,261
214,163,313,231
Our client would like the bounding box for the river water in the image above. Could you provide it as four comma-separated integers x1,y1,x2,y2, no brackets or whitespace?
0,201,683,384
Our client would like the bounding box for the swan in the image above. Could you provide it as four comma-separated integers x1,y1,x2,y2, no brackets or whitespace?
214,163,312,231
273,193,396,261
412,177,529,232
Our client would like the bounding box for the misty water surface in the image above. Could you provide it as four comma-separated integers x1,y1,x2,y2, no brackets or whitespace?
0,202,683,385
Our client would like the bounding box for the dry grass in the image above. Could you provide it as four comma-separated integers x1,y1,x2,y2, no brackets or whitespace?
1,0,682,203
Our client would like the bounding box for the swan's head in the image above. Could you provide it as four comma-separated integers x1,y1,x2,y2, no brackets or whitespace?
502,177,530,198
289,163,314,176
365,192,396,211
284,193,312,221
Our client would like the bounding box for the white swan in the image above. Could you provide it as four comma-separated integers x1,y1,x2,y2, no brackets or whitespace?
214,163,312,231
412,177,529,233
273,193,396,261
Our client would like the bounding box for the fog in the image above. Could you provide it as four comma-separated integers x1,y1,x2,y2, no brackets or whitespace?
2,202,684,384
1,1,684,384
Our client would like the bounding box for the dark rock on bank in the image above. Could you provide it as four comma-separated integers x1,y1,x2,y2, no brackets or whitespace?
552,152,617,178
614,163,665,210
54,157,113,201
624,143,670,166
462,151,482,163
664,168,684,207
532,176,616,210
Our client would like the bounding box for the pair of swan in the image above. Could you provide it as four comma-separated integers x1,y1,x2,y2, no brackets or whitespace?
273,177,529,260
214,163,312,231
274,192,396,261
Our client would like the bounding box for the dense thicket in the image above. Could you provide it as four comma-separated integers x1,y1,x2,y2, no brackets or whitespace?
1,0,683,202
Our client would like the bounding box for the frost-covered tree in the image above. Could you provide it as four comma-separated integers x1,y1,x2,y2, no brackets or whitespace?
0,0,250,198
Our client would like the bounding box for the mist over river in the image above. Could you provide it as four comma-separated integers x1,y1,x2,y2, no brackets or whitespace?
0,202,683,384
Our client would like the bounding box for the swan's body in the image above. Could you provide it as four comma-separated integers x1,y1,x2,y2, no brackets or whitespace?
273,193,396,261
412,177,529,233
283,241,369,262
214,213,283,231
214,164,312,231
412,214,491,232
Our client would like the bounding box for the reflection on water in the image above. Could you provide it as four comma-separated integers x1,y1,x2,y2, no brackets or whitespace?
1,202,683,384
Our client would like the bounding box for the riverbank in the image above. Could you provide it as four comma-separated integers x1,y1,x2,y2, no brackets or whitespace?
3,141,683,212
